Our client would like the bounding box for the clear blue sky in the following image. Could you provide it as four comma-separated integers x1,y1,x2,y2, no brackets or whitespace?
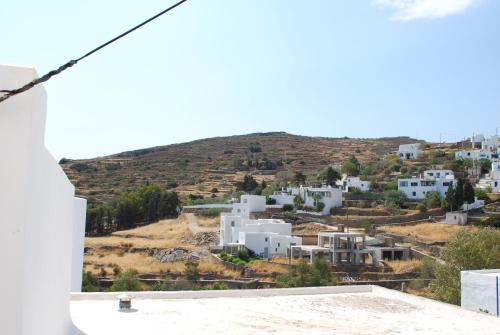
1,0,499,159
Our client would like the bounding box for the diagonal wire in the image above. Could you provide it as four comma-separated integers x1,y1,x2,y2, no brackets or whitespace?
0,0,189,104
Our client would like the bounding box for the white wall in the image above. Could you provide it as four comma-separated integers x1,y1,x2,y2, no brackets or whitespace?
461,270,499,316
455,150,492,160
0,64,86,334
71,197,87,292
270,193,295,205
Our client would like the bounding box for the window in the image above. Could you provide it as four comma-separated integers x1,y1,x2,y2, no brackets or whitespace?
495,182,498,187
231,221,235,227
428,173,434,176
411,182,418,187
237,209,241,213
399,181,408,187
278,243,280,247
265,237,268,242
412,192,416,197
243,199,247,203
275,248,278,252
443,182,450,187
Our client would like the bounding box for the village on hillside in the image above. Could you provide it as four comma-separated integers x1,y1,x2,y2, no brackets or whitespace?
80,132,500,315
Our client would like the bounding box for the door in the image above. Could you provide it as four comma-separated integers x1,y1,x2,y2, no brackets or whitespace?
263,247,269,259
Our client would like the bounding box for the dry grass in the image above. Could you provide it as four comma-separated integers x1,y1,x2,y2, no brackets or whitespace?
387,259,423,274
86,216,193,250
84,253,240,279
292,223,333,235
196,216,219,228
378,223,471,242
249,260,289,275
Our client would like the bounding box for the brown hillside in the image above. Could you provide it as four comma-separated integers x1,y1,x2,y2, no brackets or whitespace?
61,132,420,203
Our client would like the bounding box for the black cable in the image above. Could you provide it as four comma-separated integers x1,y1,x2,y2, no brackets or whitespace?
0,0,189,104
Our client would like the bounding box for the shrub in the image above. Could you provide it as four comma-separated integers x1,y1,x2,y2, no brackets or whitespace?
185,261,200,281
425,191,441,209
266,197,277,205
384,190,408,209
82,271,99,292
277,258,337,288
110,269,141,291
211,187,219,193
315,201,325,212
282,204,294,212
416,203,427,213
431,228,500,305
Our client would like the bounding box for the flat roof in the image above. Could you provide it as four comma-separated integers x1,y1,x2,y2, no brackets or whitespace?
291,245,330,252
463,269,500,277
318,232,365,237
70,286,500,334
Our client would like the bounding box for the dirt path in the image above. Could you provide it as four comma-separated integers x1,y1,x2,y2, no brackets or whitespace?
185,213,218,234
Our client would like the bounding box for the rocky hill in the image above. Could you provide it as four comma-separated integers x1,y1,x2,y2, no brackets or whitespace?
60,132,421,203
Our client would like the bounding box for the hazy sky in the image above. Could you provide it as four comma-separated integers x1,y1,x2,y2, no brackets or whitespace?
1,0,499,159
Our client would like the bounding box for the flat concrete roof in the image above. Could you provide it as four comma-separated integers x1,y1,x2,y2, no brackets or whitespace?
463,269,500,277
318,232,365,238
71,286,500,335
292,245,330,252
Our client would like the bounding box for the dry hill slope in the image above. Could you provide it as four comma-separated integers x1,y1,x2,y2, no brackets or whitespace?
60,132,420,203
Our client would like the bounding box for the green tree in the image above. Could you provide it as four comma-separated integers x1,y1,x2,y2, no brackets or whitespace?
293,171,307,186
110,269,141,291
431,228,500,305
463,179,475,211
445,184,456,211
235,175,259,192
323,166,341,186
341,156,360,176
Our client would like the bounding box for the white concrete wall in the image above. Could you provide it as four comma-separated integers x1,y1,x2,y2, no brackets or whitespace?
445,212,467,225
71,197,87,292
461,270,499,316
0,64,85,334
270,193,295,205
455,150,492,160
398,178,453,200
424,170,454,179
397,143,421,160
491,161,500,180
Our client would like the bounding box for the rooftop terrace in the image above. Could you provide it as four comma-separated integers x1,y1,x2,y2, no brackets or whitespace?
71,286,500,335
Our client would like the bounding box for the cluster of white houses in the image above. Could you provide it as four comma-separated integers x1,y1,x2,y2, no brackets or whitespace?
219,195,408,265
398,169,455,200
270,185,343,215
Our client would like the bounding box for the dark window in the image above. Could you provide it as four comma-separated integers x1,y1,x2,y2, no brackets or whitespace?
265,237,268,242
412,192,416,197
411,182,418,187
278,243,280,247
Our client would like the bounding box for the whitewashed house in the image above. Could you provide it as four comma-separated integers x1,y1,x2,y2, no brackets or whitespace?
455,150,492,161
397,143,421,160
471,134,485,148
477,161,500,193
482,135,499,151
232,194,266,218
398,170,455,200
271,185,342,215
336,175,370,192
219,215,301,258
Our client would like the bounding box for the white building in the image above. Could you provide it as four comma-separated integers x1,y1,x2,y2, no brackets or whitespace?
397,143,421,160
445,212,468,225
271,185,342,215
492,161,500,180
231,194,266,218
219,215,301,258
336,175,370,192
477,161,500,193
471,133,485,147
0,64,87,335
398,170,455,200
461,269,500,317
482,135,499,151
455,149,492,161
423,169,454,180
